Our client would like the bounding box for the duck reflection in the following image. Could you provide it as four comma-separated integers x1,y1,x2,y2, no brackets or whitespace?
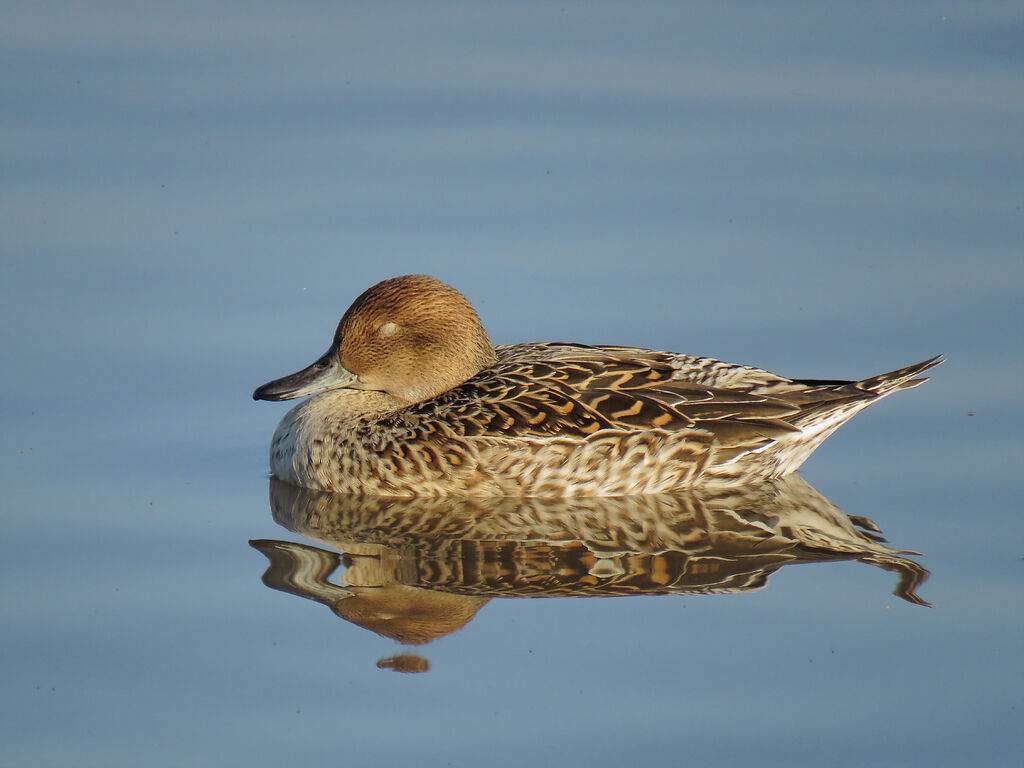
251,476,927,671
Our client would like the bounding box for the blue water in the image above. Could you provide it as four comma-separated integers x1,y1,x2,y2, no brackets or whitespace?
2,2,1022,766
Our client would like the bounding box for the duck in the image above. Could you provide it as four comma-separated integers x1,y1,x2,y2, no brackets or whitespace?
253,274,941,496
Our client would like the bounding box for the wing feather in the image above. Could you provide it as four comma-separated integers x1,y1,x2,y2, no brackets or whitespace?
418,343,807,442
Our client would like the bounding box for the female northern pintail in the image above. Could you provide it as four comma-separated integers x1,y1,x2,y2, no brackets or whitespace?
253,275,940,496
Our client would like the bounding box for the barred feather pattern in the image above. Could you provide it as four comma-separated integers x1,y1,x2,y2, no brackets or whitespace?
268,343,941,496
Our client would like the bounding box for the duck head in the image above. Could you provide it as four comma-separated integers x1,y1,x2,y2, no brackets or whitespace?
253,275,497,405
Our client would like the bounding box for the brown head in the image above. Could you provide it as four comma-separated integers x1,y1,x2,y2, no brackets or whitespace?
253,275,496,404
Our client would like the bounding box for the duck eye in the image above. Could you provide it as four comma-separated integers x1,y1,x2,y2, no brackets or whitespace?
378,321,399,338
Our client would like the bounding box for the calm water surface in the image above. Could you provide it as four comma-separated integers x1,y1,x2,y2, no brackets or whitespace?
2,2,1022,766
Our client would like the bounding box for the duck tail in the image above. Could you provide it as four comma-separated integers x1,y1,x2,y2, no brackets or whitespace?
791,355,944,399
754,355,943,477
852,354,944,396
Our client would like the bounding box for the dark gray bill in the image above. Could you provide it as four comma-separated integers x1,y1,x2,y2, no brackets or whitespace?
253,350,359,401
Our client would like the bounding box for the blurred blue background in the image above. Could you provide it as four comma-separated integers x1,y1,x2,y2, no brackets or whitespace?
1,2,1021,766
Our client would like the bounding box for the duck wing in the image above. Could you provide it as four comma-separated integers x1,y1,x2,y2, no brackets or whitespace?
435,343,804,448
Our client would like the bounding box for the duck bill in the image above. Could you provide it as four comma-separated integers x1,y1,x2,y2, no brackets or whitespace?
253,350,358,401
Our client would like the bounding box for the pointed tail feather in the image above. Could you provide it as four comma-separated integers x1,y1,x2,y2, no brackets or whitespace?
793,355,944,398
856,355,944,395
760,355,943,476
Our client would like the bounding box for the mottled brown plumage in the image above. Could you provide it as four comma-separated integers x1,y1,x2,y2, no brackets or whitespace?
254,275,941,496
